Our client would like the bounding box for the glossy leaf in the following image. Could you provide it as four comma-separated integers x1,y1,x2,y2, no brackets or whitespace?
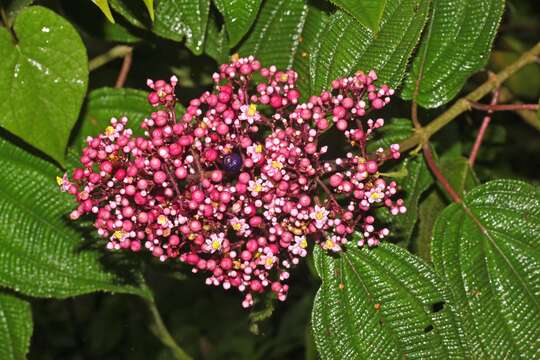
310,1,429,93
142,0,155,21
91,0,115,23
436,156,478,200
312,242,466,359
239,0,308,68
292,5,329,100
153,0,210,55
109,0,148,29
0,6,88,165
214,0,261,47
432,180,540,358
402,0,505,107
72,87,154,150
414,156,478,261
0,138,151,299
204,13,230,64
369,119,433,245
0,292,32,360
330,0,386,32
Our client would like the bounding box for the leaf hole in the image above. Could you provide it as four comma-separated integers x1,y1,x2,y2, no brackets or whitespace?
424,324,434,333
430,301,445,313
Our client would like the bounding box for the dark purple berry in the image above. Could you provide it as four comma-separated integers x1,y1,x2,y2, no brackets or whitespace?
223,153,242,173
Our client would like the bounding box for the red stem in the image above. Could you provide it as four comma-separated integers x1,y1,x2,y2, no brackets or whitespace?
469,89,500,167
468,101,538,112
422,145,462,203
115,50,133,88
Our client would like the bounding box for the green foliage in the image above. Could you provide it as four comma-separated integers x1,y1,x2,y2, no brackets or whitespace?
72,87,154,150
368,119,434,246
214,0,261,47
153,0,210,54
0,6,88,165
432,179,540,358
0,138,150,299
292,5,328,100
0,292,32,360
312,242,466,359
310,0,429,93
92,0,115,23
329,0,386,32
414,155,479,261
239,0,308,69
0,0,539,358
402,0,506,107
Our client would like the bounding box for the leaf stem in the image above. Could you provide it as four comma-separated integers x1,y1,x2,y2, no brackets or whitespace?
468,101,539,112
115,49,133,88
396,42,540,154
468,88,499,168
88,45,133,71
146,297,193,360
422,145,462,203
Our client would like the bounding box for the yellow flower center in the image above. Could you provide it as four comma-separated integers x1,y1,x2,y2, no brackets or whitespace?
265,257,274,266
212,240,221,250
280,73,288,82
253,183,263,193
370,192,380,200
56,176,63,186
157,215,168,225
105,126,115,137
232,223,242,231
247,103,257,117
300,238,308,249
325,239,335,249
315,211,325,221
255,144,263,153
113,231,125,239
271,161,283,170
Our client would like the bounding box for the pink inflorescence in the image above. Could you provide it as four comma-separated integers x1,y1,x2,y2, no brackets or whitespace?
59,56,405,308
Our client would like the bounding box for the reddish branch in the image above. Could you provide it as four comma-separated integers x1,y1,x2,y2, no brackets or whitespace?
422,146,462,203
115,49,133,88
468,101,538,112
469,89,500,167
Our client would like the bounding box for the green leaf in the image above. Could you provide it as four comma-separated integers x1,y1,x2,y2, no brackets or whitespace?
330,0,386,32
0,6,88,165
239,0,308,68
292,5,329,100
91,0,115,23
436,156,478,200
72,87,154,150
142,0,155,21
153,0,210,55
310,1,429,94
369,119,433,246
415,189,445,262
402,0,505,107
0,292,32,360
312,242,466,359
204,12,230,64
0,137,151,299
413,156,478,261
214,0,261,47
432,179,540,358
109,0,149,29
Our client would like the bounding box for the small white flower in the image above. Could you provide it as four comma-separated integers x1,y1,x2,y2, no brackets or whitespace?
310,205,329,229
239,104,261,124
205,233,224,253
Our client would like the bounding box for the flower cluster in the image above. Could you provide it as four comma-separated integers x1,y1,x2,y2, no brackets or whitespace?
60,56,406,307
